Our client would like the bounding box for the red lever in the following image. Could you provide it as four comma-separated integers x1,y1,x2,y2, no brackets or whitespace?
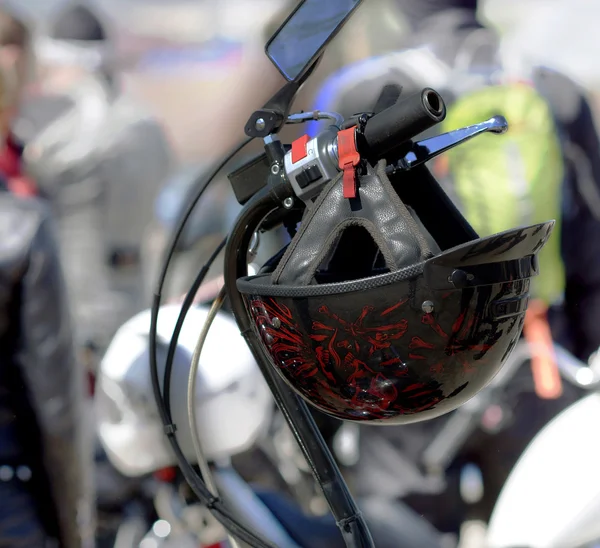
337,127,360,198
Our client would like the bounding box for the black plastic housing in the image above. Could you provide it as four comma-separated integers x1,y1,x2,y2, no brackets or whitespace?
228,153,271,205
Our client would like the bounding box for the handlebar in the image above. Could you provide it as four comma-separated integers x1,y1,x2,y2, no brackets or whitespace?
229,87,507,209
361,88,446,158
274,88,448,205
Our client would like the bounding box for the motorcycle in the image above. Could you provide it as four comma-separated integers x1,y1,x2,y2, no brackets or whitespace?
321,333,591,545
106,0,567,546
485,346,600,548
139,139,590,548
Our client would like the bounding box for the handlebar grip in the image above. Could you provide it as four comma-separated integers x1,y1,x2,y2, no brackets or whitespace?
362,88,446,158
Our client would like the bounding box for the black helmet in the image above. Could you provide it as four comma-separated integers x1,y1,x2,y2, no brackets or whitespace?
237,161,553,424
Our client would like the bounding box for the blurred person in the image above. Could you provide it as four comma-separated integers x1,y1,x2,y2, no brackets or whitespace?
16,3,175,358
0,7,94,548
0,5,37,197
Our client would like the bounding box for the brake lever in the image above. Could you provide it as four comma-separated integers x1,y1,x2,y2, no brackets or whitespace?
389,115,508,172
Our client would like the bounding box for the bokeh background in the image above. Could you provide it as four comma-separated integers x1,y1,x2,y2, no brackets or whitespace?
3,1,600,547
13,0,600,164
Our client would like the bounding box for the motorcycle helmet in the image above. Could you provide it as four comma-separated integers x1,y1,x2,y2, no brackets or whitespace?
96,304,274,477
236,159,554,425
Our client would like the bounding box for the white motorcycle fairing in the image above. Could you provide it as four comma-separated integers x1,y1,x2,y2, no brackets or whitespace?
96,304,274,477
486,392,600,548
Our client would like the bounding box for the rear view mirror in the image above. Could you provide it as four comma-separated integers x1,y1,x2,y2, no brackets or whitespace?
265,0,363,82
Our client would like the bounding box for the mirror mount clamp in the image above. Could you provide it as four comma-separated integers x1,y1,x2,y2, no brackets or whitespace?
244,55,323,138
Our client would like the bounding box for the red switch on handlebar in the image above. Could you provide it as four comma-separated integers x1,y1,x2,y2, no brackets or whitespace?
337,127,360,199
291,134,310,163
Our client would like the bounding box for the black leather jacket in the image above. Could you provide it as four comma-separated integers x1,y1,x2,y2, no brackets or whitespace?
0,190,94,548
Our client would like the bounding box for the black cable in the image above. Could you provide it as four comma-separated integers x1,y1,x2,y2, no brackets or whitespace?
148,136,278,547
152,135,252,424
163,237,226,416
